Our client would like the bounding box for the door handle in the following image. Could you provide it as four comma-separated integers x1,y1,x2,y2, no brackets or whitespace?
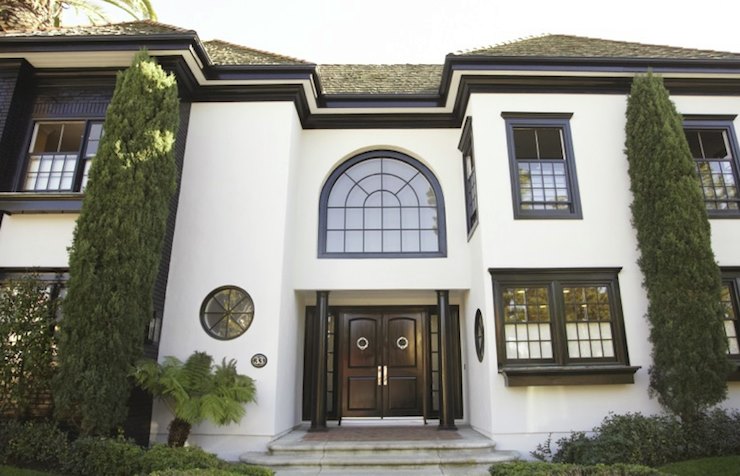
383,365,388,386
377,365,382,386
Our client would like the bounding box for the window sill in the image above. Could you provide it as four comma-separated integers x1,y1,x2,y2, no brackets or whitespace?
499,364,640,387
0,192,83,214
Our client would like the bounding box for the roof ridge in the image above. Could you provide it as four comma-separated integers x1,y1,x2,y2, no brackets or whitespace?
204,38,310,64
455,33,551,55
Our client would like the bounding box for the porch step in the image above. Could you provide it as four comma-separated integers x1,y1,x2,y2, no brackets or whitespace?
240,425,519,475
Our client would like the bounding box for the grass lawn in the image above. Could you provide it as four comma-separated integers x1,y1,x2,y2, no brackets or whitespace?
660,455,740,475
0,467,55,476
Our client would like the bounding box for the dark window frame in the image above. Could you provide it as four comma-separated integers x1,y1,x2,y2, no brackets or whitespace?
503,112,582,219
458,116,479,238
489,268,638,386
318,149,447,259
720,267,740,380
682,116,740,217
20,119,104,194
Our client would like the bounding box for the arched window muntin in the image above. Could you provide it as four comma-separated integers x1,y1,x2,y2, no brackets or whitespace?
319,150,447,258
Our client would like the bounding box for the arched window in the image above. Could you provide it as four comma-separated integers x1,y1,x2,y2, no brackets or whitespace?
319,150,446,258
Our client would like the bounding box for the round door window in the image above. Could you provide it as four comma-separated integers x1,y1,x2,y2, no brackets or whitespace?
474,309,484,362
200,286,254,340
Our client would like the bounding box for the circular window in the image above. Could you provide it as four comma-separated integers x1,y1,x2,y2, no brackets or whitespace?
200,286,254,340
474,309,484,362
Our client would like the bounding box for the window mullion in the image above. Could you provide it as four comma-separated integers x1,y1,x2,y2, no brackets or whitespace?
551,281,568,366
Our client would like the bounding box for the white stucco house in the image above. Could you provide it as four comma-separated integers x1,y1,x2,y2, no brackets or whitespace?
0,21,739,462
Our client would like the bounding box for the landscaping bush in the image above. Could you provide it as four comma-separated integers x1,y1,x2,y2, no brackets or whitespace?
489,461,662,475
539,410,740,467
63,435,144,476
221,464,274,476
0,420,68,471
140,445,221,473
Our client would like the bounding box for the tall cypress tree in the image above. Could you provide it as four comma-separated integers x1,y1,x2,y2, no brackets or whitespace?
54,51,179,435
625,73,730,421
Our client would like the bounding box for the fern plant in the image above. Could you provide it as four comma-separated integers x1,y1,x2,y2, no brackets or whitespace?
132,351,256,446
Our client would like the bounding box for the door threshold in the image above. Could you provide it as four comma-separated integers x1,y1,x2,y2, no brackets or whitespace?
339,417,428,427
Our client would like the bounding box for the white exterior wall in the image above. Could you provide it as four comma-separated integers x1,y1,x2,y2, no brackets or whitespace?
155,102,303,459
4,88,739,461
467,92,740,454
0,214,76,267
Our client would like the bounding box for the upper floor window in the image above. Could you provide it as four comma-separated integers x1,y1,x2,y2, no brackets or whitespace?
503,113,582,219
23,121,103,192
489,268,637,386
683,118,740,215
458,117,478,236
721,269,740,358
318,150,446,258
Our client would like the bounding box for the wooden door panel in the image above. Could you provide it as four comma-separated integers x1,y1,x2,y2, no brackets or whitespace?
387,376,419,411
348,317,378,368
347,377,379,411
386,317,417,367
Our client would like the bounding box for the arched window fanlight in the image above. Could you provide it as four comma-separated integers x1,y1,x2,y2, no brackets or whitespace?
318,150,446,258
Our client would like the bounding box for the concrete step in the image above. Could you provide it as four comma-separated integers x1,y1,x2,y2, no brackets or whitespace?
240,425,518,475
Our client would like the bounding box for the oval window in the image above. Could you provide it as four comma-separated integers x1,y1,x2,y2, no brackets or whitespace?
474,309,484,362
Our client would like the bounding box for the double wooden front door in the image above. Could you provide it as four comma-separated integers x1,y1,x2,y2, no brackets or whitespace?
339,311,424,418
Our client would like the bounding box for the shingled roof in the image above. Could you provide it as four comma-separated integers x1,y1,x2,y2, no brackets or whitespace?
0,20,193,37
317,65,442,95
203,39,310,65
456,34,740,60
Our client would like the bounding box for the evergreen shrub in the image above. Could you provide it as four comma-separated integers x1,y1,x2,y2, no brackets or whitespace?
0,420,69,471
140,444,221,473
54,50,180,435
489,461,662,475
63,435,145,476
538,410,740,467
150,467,274,476
624,72,730,420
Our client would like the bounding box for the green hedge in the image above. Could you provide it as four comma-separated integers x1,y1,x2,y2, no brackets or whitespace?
0,420,69,471
536,410,740,467
63,436,145,476
489,462,662,475
150,467,274,476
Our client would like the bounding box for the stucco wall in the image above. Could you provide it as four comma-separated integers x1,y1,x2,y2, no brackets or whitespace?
0,214,76,266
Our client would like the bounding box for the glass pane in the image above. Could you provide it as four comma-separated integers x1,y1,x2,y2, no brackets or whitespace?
383,207,401,229
324,229,344,251
382,158,417,181
345,231,363,252
328,175,354,206
420,230,438,252
514,128,537,159
685,130,702,158
401,208,420,228
419,207,437,229
401,230,420,252
365,208,381,229
537,128,564,159
541,341,553,359
327,209,344,229
383,230,401,252
31,123,63,153
346,185,367,207
410,174,435,206
59,122,84,152
346,158,381,182
364,231,381,252
701,130,729,159
346,209,363,229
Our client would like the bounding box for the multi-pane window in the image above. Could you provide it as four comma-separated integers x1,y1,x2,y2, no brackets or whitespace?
23,121,103,192
683,121,740,214
319,150,446,258
490,269,630,370
503,114,582,219
721,269,740,358
458,117,478,235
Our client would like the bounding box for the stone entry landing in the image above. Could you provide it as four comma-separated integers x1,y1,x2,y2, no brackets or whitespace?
302,425,461,442
240,424,518,475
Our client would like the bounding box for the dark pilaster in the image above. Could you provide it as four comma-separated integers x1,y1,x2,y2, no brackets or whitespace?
310,290,329,431
437,290,457,430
